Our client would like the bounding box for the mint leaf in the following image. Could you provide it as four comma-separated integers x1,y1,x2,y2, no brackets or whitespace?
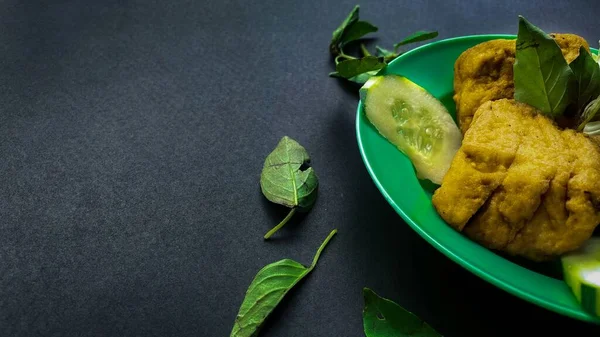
513,15,576,117
394,31,438,51
230,230,337,337
363,288,442,337
570,47,600,113
335,56,386,79
260,136,318,239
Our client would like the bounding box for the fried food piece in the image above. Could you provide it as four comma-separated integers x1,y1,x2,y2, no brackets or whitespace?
432,99,600,261
454,34,590,134
551,33,591,62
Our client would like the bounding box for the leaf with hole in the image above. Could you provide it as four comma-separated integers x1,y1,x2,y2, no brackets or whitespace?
260,136,318,239
570,46,600,113
230,230,337,337
363,288,442,337
513,15,576,117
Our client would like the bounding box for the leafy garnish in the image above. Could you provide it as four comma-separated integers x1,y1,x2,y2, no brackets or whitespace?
260,136,318,239
230,230,337,337
329,5,438,85
569,46,600,113
330,5,361,55
394,31,439,51
514,15,576,117
363,288,442,337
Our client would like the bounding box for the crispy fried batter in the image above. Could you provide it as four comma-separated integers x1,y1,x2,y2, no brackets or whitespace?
454,34,590,134
432,99,600,261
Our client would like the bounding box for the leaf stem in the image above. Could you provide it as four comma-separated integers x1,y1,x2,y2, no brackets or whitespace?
309,229,338,270
335,50,358,65
360,43,371,57
263,208,297,239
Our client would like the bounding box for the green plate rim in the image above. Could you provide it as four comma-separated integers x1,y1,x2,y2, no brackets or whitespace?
355,33,600,323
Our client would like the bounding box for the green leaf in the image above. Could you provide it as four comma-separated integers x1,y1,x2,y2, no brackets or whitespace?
260,136,318,239
340,21,378,46
579,95,600,131
394,31,438,50
230,230,337,337
513,15,576,117
569,47,600,112
363,288,442,337
336,56,386,79
330,5,360,55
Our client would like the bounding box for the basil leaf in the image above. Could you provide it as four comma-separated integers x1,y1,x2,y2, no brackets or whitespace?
569,47,600,112
394,31,438,50
340,21,378,46
230,230,337,337
363,288,442,337
513,16,576,117
335,56,386,79
330,5,360,55
579,95,600,131
260,136,318,239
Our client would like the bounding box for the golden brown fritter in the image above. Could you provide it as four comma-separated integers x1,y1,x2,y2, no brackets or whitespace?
432,99,600,261
453,34,590,134
551,33,591,62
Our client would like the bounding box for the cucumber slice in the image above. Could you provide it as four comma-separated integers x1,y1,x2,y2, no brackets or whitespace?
360,75,461,184
562,238,600,316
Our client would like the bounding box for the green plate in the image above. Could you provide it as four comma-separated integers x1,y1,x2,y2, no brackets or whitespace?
356,34,600,324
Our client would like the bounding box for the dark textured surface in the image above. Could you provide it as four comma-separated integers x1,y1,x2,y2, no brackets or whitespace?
1,0,600,336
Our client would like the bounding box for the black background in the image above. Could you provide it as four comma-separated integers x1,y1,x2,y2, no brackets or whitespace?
1,0,600,336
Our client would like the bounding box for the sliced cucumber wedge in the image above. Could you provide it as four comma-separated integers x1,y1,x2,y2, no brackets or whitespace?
562,238,600,316
360,75,461,184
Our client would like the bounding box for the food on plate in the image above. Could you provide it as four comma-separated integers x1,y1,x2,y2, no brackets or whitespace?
431,99,600,261
562,238,600,315
360,75,462,184
360,14,600,315
453,34,590,133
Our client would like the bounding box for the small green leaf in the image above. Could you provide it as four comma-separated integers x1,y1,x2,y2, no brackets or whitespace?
363,288,442,337
569,47,600,112
513,15,576,117
230,230,337,337
340,21,378,46
260,136,318,239
394,31,438,50
336,56,386,79
330,5,360,55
